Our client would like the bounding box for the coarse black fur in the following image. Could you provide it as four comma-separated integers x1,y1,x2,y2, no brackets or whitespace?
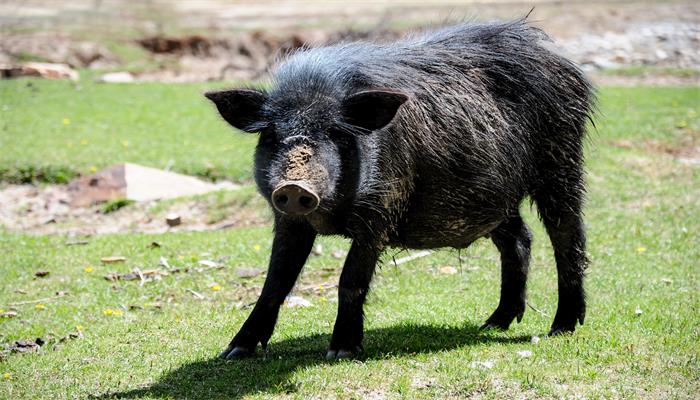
206,18,595,360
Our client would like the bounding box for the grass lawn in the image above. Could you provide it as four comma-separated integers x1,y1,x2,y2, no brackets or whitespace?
1,81,699,399
0,78,258,183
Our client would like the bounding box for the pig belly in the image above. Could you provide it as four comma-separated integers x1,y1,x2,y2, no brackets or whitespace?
393,218,501,249
391,187,509,249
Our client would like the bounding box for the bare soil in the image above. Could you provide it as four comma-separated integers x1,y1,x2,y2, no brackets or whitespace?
611,129,700,166
0,184,270,236
1,1,698,84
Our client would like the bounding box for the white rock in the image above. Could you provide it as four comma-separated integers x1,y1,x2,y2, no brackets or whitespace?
517,350,533,358
20,62,79,80
97,71,135,83
285,295,312,308
591,56,619,69
166,214,181,227
198,260,218,268
469,360,494,369
531,336,541,345
68,163,239,206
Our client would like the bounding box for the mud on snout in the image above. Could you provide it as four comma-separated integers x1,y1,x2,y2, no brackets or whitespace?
270,143,331,216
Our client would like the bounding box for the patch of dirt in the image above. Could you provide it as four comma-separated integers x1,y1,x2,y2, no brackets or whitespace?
118,15,700,83
556,21,700,72
0,184,271,235
611,132,700,166
1,1,698,83
590,73,700,87
134,28,401,82
0,32,119,69
137,35,222,56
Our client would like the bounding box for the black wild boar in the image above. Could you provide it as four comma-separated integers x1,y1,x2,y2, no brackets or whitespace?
206,19,595,360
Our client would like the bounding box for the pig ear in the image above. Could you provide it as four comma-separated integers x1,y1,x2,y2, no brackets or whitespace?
341,89,409,132
205,89,267,133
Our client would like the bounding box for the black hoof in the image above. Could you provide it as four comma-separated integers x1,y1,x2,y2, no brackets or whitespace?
547,327,575,337
548,317,582,337
479,321,507,331
549,302,585,336
325,347,361,361
219,346,255,360
481,306,524,331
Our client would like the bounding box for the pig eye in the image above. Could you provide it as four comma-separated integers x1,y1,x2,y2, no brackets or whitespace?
325,128,343,139
259,127,277,145
326,128,351,142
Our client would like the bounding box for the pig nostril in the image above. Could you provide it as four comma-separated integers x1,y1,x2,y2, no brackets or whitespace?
299,195,315,209
272,183,319,215
276,194,289,206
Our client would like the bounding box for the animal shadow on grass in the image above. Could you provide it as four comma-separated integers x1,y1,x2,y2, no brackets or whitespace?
100,322,530,399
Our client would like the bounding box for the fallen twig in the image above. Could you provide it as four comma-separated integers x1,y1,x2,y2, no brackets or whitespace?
134,268,146,286
104,262,224,284
65,240,89,246
394,250,432,265
187,289,205,300
8,292,67,307
527,301,549,317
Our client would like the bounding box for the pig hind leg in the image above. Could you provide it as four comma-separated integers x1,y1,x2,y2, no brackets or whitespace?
481,213,532,330
532,155,587,335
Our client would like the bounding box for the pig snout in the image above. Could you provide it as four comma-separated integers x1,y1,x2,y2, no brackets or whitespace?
271,181,320,216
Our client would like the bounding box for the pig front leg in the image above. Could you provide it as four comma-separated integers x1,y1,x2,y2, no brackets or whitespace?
220,218,316,360
326,240,381,360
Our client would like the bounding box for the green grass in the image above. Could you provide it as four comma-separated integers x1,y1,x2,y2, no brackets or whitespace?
602,65,700,79
100,198,135,214
1,83,699,399
0,79,258,183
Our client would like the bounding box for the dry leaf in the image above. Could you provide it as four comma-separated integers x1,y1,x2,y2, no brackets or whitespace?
104,268,167,282
101,256,126,264
65,240,89,246
236,268,263,278
331,250,347,259
103,272,119,281
0,311,18,318
142,269,168,277
159,256,171,269
439,266,458,274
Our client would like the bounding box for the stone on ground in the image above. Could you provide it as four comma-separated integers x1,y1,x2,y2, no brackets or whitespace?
68,163,236,206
